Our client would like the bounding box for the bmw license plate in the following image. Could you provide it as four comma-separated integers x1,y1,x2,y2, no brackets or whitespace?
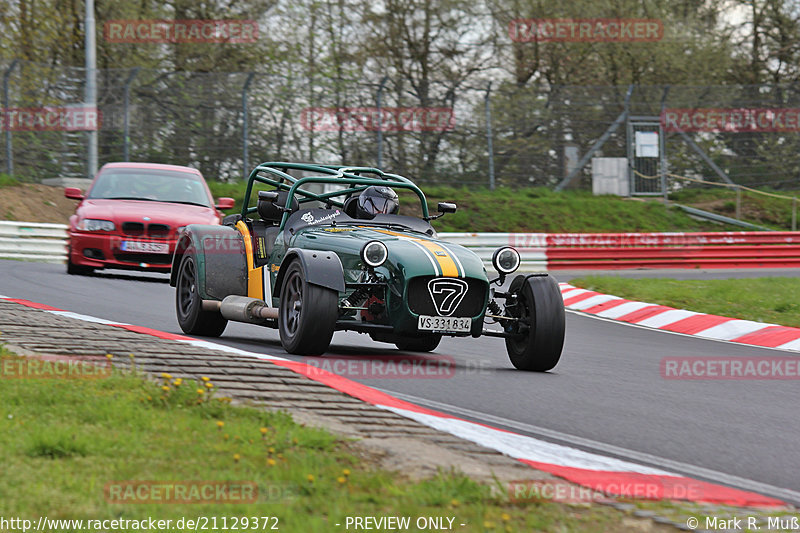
418,315,471,333
121,241,169,254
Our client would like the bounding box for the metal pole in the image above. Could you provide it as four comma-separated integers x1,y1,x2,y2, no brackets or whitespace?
735,187,742,219
376,75,389,168
485,82,495,190
3,59,19,176
793,197,797,232
242,72,255,180
122,67,138,162
659,85,670,201
85,0,98,178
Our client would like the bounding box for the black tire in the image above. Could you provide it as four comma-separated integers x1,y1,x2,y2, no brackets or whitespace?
395,335,442,352
504,274,565,371
66,247,94,275
278,260,338,355
175,247,228,337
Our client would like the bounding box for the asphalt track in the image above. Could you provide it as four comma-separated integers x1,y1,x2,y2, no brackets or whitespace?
1,260,799,504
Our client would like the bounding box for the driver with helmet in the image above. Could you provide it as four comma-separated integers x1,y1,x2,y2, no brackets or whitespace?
355,186,399,219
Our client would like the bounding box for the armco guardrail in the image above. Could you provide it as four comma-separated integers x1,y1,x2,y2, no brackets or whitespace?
0,221,69,263
2,223,799,270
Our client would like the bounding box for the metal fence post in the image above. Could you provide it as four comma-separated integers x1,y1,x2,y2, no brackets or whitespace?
242,72,255,180
3,59,19,175
735,187,742,219
85,0,98,178
122,67,139,162
485,82,495,190
376,75,389,168
793,197,797,232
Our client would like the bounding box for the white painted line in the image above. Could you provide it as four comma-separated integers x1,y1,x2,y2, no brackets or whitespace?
568,294,621,311
696,320,775,341
636,309,699,329
181,338,287,360
383,406,673,475
593,300,651,319
560,288,590,301
46,310,129,326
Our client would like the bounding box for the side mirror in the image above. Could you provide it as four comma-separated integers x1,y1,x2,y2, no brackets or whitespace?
258,191,279,203
215,197,235,210
64,187,84,200
437,202,457,214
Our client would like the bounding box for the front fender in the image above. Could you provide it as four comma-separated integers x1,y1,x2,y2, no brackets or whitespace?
273,248,345,298
169,224,247,300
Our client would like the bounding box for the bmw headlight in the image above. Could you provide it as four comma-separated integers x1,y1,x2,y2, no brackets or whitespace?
492,246,520,275
361,241,388,268
78,219,115,232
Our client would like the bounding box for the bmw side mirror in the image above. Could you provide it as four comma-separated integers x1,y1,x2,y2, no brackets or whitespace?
438,202,457,214
64,187,84,200
215,197,235,210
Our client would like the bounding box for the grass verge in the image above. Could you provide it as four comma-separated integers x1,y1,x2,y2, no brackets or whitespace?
0,347,640,532
207,181,741,233
570,276,800,328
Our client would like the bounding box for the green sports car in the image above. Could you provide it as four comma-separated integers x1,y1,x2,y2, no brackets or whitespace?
169,162,565,371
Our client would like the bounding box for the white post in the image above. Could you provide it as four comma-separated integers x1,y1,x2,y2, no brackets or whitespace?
85,0,98,178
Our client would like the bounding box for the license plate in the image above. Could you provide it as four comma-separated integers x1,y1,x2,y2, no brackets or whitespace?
121,241,169,253
418,315,471,333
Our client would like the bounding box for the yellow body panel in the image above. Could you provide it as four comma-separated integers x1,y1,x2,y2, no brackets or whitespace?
236,220,264,299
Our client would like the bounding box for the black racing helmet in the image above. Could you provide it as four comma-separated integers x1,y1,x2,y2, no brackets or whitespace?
356,186,399,219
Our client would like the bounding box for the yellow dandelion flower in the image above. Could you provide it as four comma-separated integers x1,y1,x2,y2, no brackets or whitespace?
268,447,275,454
501,513,511,522
161,385,170,392
204,382,214,388
196,388,205,395
106,353,113,360
223,434,229,440
483,522,494,529
342,468,351,476
292,437,299,445
173,378,182,386
160,372,172,379
128,353,135,358
233,454,241,462
450,499,460,507
201,376,210,382
337,476,346,484
216,421,225,429
306,474,314,482
146,395,152,401
260,427,268,435
267,458,276,467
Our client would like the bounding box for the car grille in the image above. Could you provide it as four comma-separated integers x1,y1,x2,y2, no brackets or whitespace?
121,222,171,238
112,252,172,265
407,276,488,318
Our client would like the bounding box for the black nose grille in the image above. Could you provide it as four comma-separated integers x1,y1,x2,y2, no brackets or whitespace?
122,222,145,235
407,276,488,318
148,224,170,238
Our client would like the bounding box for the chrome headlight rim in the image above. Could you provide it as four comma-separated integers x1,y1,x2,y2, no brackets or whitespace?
492,246,521,275
361,240,388,268
78,218,116,232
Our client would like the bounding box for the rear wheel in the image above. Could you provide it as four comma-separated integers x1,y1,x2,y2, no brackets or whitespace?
395,335,442,353
278,260,338,355
175,247,227,337
504,274,565,371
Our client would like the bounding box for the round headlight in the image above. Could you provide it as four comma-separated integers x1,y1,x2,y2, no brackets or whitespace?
492,247,520,275
361,241,388,268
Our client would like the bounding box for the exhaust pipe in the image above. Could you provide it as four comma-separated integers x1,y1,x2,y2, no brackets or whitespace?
202,296,278,323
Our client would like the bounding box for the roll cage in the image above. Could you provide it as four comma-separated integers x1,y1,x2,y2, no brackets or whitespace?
240,162,430,231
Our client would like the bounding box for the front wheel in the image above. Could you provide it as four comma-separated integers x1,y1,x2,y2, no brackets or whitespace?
395,335,442,353
175,247,228,337
66,246,94,275
278,260,338,355
504,274,565,371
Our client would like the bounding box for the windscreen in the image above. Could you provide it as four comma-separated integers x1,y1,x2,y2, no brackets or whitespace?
87,169,211,207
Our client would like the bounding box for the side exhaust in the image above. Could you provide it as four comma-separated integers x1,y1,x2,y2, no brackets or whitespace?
202,296,278,323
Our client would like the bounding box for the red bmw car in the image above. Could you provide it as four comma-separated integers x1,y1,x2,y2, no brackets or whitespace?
64,162,234,275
